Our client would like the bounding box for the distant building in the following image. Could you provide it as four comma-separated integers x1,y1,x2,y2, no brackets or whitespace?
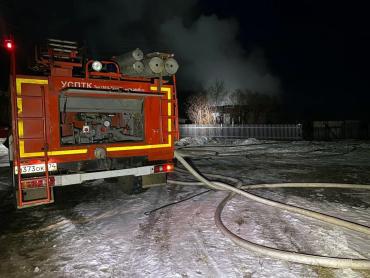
211,105,246,125
211,104,280,125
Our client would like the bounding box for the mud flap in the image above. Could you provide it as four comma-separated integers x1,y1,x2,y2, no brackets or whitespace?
142,173,167,188
14,186,54,209
22,187,54,203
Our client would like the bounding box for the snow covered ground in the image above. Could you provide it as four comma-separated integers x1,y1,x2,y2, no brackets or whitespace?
0,139,9,169
0,138,369,277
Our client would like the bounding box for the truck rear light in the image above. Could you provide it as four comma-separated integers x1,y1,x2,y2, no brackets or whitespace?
154,163,174,173
21,177,55,189
4,39,13,50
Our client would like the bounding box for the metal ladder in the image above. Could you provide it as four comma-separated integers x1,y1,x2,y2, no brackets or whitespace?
14,85,53,208
159,86,179,143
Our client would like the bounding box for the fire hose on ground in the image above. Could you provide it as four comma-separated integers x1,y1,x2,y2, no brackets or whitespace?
173,149,370,270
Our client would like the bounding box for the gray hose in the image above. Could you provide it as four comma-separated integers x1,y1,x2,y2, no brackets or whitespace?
174,150,370,269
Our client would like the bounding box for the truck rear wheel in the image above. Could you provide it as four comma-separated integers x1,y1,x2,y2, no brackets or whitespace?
129,173,168,193
112,173,168,194
118,175,144,195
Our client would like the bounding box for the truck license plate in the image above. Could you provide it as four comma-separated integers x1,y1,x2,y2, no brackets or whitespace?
15,163,57,174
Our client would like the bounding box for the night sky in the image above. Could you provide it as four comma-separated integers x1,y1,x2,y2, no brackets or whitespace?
1,1,369,121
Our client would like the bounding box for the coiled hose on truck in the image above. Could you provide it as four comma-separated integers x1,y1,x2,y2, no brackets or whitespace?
174,149,370,270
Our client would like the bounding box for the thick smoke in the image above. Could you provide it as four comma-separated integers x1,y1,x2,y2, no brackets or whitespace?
160,15,280,95
74,0,197,52
76,0,279,95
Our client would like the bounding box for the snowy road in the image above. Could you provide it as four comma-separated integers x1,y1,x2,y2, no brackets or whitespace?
0,138,370,277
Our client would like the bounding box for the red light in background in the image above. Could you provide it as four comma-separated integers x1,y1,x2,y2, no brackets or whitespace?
4,40,13,50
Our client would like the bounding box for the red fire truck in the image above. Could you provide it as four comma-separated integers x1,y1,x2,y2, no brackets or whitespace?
6,39,179,208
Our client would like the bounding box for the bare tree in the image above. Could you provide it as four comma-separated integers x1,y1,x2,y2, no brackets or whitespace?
186,80,232,125
207,80,228,106
186,94,215,124
185,80,281,125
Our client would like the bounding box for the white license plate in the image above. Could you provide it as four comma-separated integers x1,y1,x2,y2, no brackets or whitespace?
15,163,57,174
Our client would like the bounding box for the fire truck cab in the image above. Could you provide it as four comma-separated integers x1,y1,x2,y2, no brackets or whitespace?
8,39,179,208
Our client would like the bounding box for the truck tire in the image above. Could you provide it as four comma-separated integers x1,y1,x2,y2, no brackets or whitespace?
118,175,144,195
